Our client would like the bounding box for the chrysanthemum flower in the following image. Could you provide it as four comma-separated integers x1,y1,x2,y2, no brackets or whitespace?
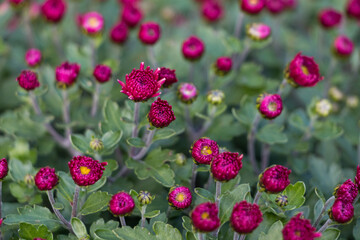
168,186,192,209
34,167,59,191
355,166,360,190
0,158,8,180
265,0,285,14
109,191,135,216
318,8,342,28
138,22,161,45
282,213,321,240
347,0,360,19
121,4,142,28
16,70,40,91
68,156,107,186
191,202,220,232
246,23,271,41
118,62,165,102
230,201,263,234
240,0,265,15
256,93,283,119
110,22,129,44
211,152,243,182
177,83,198,104
158,67,178,88
147,98,176,128
334,179,358,203
214,56,232,75
191,137,219,165
41,0,66,23
93,64,112,83
259,165,291,193
201,0,223,22
55,62,81,87
78,12,104,35
25,48,42,67
329,199,354,224
333,35,354,58
182,36,205,61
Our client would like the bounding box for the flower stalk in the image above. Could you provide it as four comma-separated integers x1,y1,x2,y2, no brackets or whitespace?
71,185,80,218
314,196,335,228
318,219,332,233
47,190,74,233
141,205,147,227
247,113,261,174
91,82,101,117
119,216,127,227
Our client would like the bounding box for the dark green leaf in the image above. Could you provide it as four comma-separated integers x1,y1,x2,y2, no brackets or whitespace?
194,188,215,202
126,138,146,148
19,223,53,240
256,124,288,145
79,191,112,215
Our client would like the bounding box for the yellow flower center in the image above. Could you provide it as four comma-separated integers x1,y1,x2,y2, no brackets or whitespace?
295,230,301,236
201,146,212,156
249,0,259,5
176,192,185,202
87,17,100,28
201,212,210,220
268,102,278,112
301,65,310,75
80,166,91,175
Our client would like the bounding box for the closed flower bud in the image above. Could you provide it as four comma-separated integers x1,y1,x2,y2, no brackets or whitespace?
121,5,142,28
25,48,42,67
68,156,107,186
282,213,321,240
207,90,225,105
347,0,360,20
347,96,359,108
191,202,220,232
109,191,135,216
334,179,358,203
90,138,104,151
16,70,40,91
34,167,59,191
214,56,232,76
177,83,198,104
256,93,283,119
191,137,219,165
168,186,192,209
0,158,8,180
55,62,81,87
246,23,271,41
328,87,343,102
148,98,176,128
175,153,186,166
201,0,223,23
138,22,161,45
211,152,243,182
93,64,112,83
230,201,263,234
318,8,342,28
182,36,205,61
110,22,128,45
138,191,154,205
41,0,66,23
240,0,265,15
259,165,291,193
329,199,354,224
315,99,332,117
158,67,178,88
265,0,285,14
78,12,104,36
333,35,354,58
275,194,288,207
24,174,34,185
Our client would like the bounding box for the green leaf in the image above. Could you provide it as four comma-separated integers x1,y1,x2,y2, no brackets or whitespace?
71,217,89,239
232,102,257,127
102,100,124,131
182,216,193,232
98,226,155,240
219,184,250,224
153,221,183,240
90,219,119,240
126,137,146,148
194,188,215,202
185,232,197,240
4,205,61,231
288,109,309,131
19,223,53,240
319,228,340,240
313,121,343,141
283,181,306,211
353,219,360,240
57,171,75,202
102,131,123,150
256,124,288,145
144,210,160,218
86,177,107,193
70,134,90,153
79,191,112,215
9,158,35,182
258,221,283,240
153,129,176,141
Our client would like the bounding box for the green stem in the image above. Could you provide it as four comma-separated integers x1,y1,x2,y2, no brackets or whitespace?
215,181,222,207
191,164,198,190
91,83,101,117
147,46,158,68
314,196,335,228
132,128,156,160
71,185,80,219
62,89,71,141
119,216,127,227
141,205,147,227
318,219,332,233
239,234,246,240
233,232,239,240
47,190,74,233
253,191,262,204
247,113,261,174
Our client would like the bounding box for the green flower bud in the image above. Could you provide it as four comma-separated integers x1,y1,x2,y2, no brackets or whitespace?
346,96,358,108
275,194,288,207
315,99,332,117
328,87,343,102
175,153,186,166
90,137,104,151
207,90,225,105
138,191,155,206
24,174,34,185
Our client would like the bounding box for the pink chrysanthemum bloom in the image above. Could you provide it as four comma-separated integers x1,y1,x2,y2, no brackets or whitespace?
355,166,360,190
158,67,178,88
109,191,135,216
285,53,323,87
121,4,142,28
333,35,354,58
177,83,198,104
55,62,81,87
334,179,358,203
329,199,354,223
256,93,283,119
41,0,66,23
34,167,59,191
118,62,165,102
25,48,42,67
240,0,265,15
182,36,205,61
215,56,232,76
318,8,342,29
0,158,8,180
68,156,107,186
230,201,263,234
110,22,128,44
16,70,40,91
168,186,192,209
259,165,291,193
265,0,285,14
211,152,243,182
191,137,219,165
79,12,104,36
29,2,41,19
148,98,176,128
282,213,322,240
347,0,360,19
191,202,220,232
246,23,271,41
119,0,140,6
201,0,223,22
138,22,161,45
93,64,112,83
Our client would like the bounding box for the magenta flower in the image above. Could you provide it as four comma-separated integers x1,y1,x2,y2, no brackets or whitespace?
25,48,42,67
201,0,223,22
283,0,297,9
121,4,142,28
158,67,178,87
118,62,165,102
191,137,219,165
0,158,8,180
215,56,232,75
16,70,40,91
41,0,66,23
333,35,354,57
68,156,107,186
182,36,205,61
259,165,291,193
282,213,321,240
177,83,198,104
138,22,161,45
256,93,283,119
334,179,358,203
355,166,360,190
109,191,135,216
148,98,176,128
34,167,59,191
241,0,265,15
246,23,271,41
119,0,140,5
110,22,129,44
265,0,285,14
318,8,342,28
330,199,354,223
93,64,112,83
168,186,192,209
347,0,360,19
9,0,26,7
55,62,81,87
285,53,323,87
78,12,104,35
230,201,263,234
211,152,243,182
191,202,220,232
